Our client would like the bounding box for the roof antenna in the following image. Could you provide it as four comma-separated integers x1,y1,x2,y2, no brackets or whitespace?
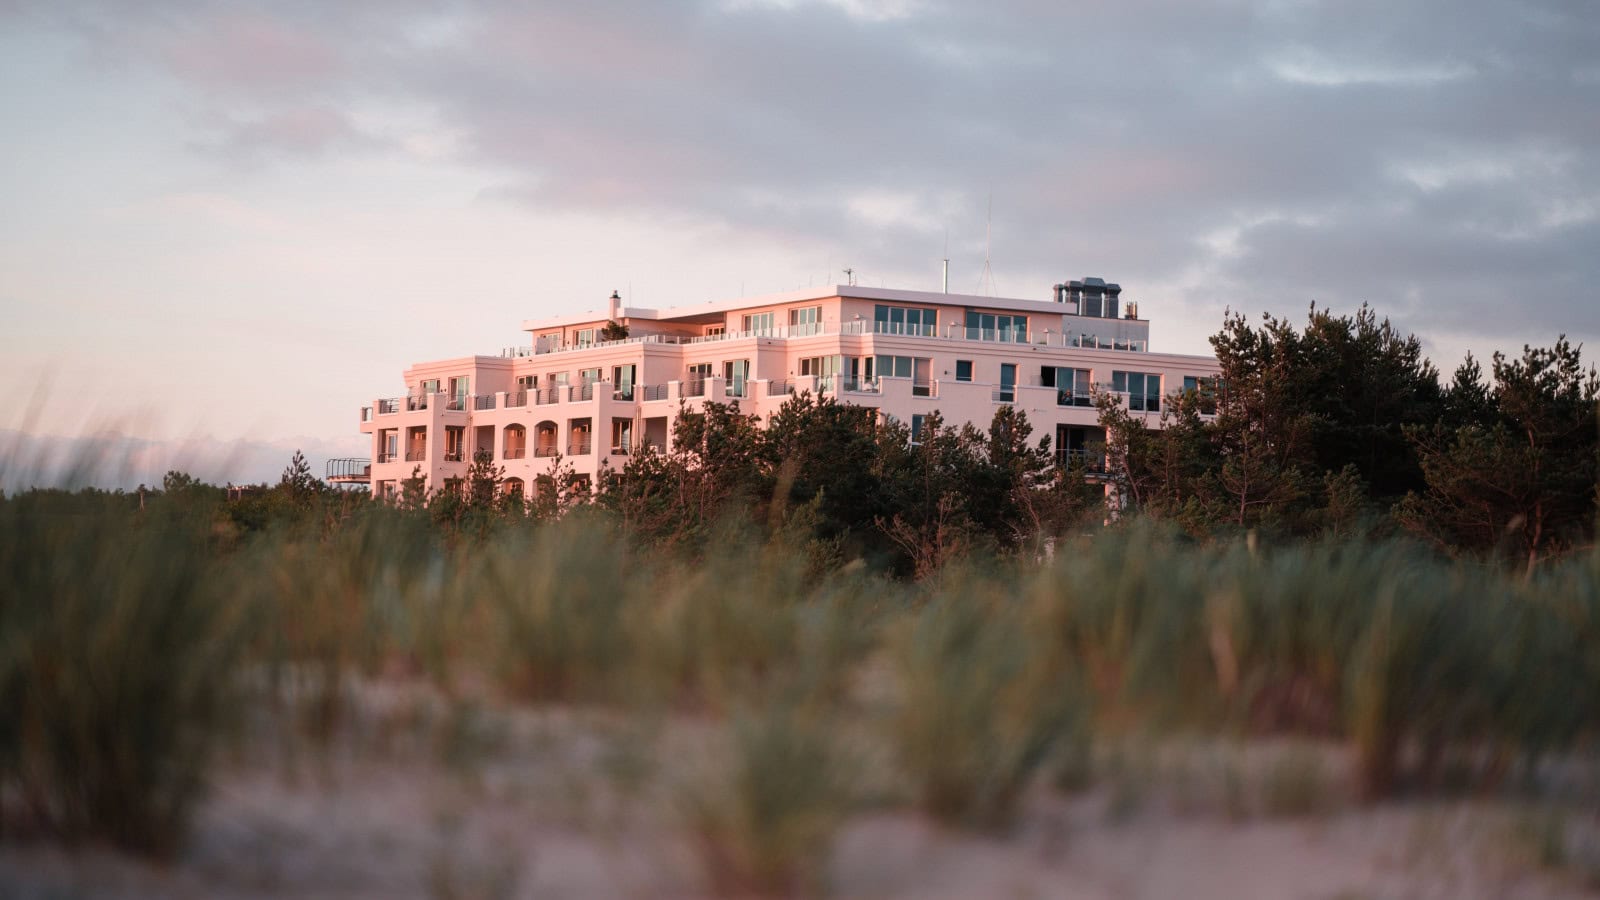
942,227,949,294
978,192,996,297
843,266,855,286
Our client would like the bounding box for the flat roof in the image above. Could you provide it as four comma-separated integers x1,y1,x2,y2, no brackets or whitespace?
521,284,1088,332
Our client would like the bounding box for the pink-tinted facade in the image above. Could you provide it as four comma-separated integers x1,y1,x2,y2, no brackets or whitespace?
353,282,1220,498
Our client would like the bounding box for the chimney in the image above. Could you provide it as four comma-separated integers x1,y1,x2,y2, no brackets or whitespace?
608,290,621,321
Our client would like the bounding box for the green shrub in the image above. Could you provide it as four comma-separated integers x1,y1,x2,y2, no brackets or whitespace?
684,703,849,896
0,505,254,856
892,580,1085,830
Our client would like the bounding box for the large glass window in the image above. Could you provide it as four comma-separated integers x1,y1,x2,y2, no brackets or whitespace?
576,328,596,347
1049,367,1093,406
876,355,932,396
955,360,973,382
724,359,749,397
911,414,926,445
742,312,775,333
964,311,1029,342
788,306,821,335
999,363,1017,402
873,305,936,336
1113,371,1162,412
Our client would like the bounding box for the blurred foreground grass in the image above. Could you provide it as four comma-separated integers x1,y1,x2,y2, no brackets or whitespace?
2,489,1599,895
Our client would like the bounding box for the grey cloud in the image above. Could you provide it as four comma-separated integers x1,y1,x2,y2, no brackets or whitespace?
11,0,1598,361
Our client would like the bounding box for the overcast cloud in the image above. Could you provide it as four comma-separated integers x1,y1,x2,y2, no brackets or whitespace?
1,0,1596,484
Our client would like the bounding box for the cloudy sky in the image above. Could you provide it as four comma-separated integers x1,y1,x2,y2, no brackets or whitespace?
1,0,1596,485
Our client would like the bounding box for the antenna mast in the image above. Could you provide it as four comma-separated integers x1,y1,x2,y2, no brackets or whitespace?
978,192,996,297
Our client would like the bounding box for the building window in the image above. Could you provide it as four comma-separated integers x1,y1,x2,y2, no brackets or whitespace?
1045,367,1092,406
611,418,633,454
724,359,749,397
788,306,821,334
911,414,926,445
877,355,932,396
742,312,775,333
964,311,1029,342
1183,375,1219,414
955,360,973,382
873,305,936,336
381,430,398,463
579,367,601,384
1113,371,1161,412
516,374,538,390
445,426,465,462
999,363,1017,402
419,378,440,396
576,328,596,347
706,325,725,337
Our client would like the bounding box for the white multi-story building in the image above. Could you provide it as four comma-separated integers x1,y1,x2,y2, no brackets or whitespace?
345,278,1220,499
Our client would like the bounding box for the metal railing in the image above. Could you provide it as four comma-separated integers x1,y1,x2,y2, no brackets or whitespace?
405,447,426,462
444,449,465,462
684,378,707,398
506,390,528,408
377,398,401,415
767,380,793,397
377,451,397,463
1056,390,1094,407
535,387,562,405
407,395,429,412
568,439,592,456
1055,448,1107,473
835,378,878,394
326,458,372,481
473,394,496,410
992,389,1015,403
504,447,527,460
499,318,1153,360
577,383,595,401
534,445,559,458
641,384,670,401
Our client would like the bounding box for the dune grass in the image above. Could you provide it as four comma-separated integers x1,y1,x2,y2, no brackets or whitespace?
2,490,1597,880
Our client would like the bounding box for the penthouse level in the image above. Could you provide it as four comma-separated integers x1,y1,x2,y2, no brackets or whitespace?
352,280,1220,499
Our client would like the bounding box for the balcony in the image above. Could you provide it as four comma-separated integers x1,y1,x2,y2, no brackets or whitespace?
377,398,402,415
405,447,426,462
444,449,465,462
407,395,429,412
325,458,371,484
473,394,496,411
577,383,596,401
534,445,559,458
506,390,528,408
992,389,1015,403
504,447,527,460
535,387,562,405
640,384,670,401
767,380,794,397
378,451,398,463
1055,448,1107,474
613,385,635,401
445,395,468,412
568,438,592,456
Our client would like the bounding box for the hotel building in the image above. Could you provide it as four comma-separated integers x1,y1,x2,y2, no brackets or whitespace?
343,278,1221,498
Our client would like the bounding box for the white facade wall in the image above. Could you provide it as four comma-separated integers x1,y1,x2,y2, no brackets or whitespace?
358,285,1221,495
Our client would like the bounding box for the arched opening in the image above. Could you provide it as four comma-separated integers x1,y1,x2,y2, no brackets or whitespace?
503,424,527,459
502,477,525,500
534,421,559,457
